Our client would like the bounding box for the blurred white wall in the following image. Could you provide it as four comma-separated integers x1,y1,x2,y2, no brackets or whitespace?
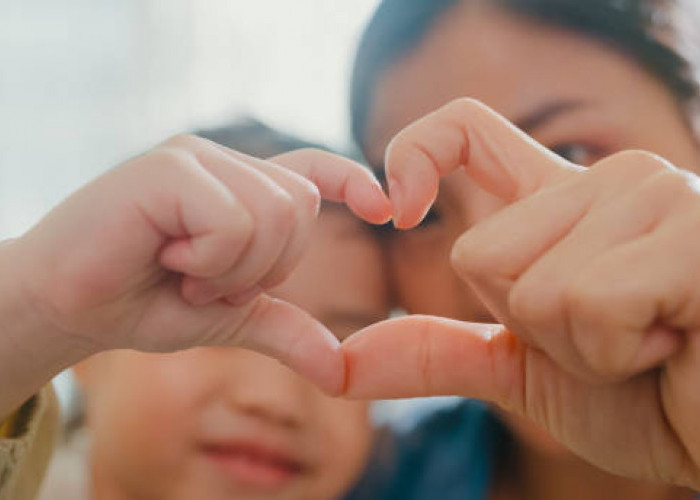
0,0,379,238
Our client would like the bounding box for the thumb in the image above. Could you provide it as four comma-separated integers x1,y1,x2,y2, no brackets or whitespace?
234,294,346,396
209,144,392,225
133,287,345,396
385,98,582,228
341,315,526,412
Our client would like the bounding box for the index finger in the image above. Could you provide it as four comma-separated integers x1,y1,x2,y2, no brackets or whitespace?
385,98,581,228
212,143,392,225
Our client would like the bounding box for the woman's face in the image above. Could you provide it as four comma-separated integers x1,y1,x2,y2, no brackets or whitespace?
364,0,700,326
362,1,700,452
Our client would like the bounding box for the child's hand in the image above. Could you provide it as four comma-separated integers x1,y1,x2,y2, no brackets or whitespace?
8,135,389,395
342,99,700,488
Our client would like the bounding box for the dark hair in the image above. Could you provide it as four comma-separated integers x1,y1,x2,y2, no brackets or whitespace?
195,118,367,220
350,0,700,146
196,117,327,158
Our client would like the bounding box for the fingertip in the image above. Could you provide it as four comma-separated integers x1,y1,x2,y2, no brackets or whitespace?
372,182,394,224
347,174,392,225
340,317,512,400
389,174,439,229
388,177,404,228
240,297,346,396
289,326,347,397
389,178,426,229
317,346,347,397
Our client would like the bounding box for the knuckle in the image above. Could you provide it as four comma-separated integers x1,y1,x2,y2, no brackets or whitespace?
649,170,687,198
163,133,205,151
274,147,317,168
508,278,550,327
563,278,617,375
292,147,317,157
653,169,700,201
576,339,619,380
271,190,297,229
226,204,255,248
447,96,482,114
450,233,489,281
593,149,669,178
445,97,492,124
147,147,198,176
295,178,321,216
563,276,604,319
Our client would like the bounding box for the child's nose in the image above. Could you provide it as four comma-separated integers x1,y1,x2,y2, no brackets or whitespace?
226,352,312,429
238,397,302,429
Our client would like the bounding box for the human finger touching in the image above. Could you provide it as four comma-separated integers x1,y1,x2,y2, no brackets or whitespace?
341,315,700,488
17,135,391,397
494,153,696,379
162,137,391,305
384,97,581,228
385,98,695,381
451,150,694,380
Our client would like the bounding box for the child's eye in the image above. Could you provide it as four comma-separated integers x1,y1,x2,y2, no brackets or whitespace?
550,143,604,166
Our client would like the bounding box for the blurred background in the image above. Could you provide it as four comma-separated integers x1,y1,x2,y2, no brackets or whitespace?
1,0,460,426
0,0,379,239
5,2,700,498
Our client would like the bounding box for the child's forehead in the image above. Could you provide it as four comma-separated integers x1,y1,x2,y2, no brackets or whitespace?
272,204,386,303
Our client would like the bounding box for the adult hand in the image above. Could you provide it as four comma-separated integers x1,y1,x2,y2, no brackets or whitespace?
342,98,700,488
1,134,390,416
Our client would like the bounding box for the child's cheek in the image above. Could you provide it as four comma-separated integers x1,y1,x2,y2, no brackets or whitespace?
112,354,214,462
316,401,373,497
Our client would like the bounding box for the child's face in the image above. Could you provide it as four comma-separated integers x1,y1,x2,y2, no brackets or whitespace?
362,2,700,455
79,207,387,500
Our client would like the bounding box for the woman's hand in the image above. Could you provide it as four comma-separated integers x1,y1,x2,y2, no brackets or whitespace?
0,134,390,416
342,98,700,488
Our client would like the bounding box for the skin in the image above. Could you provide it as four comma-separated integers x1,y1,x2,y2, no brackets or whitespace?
5,2,700,494
0,134,391,419
343,1,700,497
76,207,388,500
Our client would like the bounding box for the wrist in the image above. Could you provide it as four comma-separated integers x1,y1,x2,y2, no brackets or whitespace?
0,238,95,418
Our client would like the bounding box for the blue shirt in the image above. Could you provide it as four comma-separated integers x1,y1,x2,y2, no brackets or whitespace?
345,400,509,500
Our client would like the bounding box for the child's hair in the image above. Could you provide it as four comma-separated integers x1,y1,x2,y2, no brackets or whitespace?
196,117,327,158
350,0,700,146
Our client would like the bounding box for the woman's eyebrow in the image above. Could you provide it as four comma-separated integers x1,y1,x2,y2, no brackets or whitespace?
515,99,590,134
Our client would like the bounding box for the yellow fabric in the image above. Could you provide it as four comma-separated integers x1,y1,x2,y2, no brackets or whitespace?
0,413,18,439
0,386,59,500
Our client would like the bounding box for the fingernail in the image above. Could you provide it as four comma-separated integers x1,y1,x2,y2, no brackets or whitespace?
372,182,393,224
388,177,403,228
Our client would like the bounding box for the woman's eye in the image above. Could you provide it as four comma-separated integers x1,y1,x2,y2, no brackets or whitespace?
550,143,603,166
